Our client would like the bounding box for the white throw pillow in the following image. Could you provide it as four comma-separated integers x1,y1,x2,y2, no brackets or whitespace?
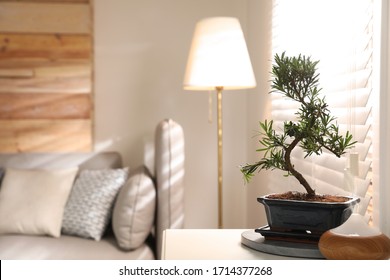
61,168,129,241
112,167,156,250
0,167,78,238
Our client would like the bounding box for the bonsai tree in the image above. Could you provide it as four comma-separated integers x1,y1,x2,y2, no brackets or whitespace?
240,52,356,198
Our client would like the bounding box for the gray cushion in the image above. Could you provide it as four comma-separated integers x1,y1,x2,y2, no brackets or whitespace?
112,167,156,250
62,168,129,240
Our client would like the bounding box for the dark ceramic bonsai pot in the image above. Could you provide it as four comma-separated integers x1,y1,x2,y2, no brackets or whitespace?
258,194,360,234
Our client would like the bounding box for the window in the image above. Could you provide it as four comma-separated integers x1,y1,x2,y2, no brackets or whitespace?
270,0,375,221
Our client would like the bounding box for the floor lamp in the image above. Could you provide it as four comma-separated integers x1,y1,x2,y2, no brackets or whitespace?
183,17,256,228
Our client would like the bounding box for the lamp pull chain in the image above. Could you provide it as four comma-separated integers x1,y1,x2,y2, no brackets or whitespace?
208,90,213,123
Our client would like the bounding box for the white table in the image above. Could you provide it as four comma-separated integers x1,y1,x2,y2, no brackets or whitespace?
161,229,299,260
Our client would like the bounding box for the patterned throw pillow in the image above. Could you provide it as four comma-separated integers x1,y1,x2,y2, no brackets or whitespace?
62,168,129,240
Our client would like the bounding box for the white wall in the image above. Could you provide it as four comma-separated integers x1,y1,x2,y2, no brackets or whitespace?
94,0,261,228
245,0,273,229
375,0,390,237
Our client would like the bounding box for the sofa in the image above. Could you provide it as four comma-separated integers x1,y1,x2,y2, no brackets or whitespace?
0,119,185,260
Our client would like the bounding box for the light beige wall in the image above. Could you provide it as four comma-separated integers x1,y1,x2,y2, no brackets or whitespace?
245,0,273,228
374,0,390,237
94,0,258,228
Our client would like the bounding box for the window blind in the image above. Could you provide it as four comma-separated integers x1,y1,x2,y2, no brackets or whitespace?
270,0,374,218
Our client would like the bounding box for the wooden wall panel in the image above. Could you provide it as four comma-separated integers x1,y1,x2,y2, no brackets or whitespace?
0,74,91,94
0,0,93,153
0,120,92,152
0,34,91,61
0,93,91,119
4,1,89,3
0,2,91,34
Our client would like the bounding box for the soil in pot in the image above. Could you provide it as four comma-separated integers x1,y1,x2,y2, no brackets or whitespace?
267,191,351,203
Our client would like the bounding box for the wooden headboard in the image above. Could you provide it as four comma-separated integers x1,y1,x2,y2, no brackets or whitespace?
0,0,93,152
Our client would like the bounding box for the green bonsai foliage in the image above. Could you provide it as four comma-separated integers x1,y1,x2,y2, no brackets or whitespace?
241,52,356,197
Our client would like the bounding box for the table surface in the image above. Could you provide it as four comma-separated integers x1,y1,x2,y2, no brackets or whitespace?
161,229,299,260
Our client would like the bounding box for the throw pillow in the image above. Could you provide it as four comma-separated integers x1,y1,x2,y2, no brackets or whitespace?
61,168,129,241
0,167,78,238
112,166,156,250
112,168,156,250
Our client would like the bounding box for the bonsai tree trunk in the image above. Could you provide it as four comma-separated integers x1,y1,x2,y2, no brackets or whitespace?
284,137,315,197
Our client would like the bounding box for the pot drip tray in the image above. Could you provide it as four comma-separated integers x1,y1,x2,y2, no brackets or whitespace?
255,225,322,243
241,229,325,259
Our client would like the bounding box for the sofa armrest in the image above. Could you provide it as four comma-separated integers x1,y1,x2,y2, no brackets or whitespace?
155,119,185,259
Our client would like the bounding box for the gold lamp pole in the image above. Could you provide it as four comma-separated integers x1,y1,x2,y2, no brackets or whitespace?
183,17,256,229
216,86,223,229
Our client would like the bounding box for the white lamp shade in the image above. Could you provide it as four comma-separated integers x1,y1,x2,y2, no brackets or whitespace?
183,17,256,90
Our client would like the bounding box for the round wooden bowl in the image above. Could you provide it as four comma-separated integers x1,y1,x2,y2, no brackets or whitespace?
319,231,390,260
318,214,390,260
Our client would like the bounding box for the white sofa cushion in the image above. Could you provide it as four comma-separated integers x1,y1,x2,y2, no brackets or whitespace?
62,168,129,240
0,167,78,238
112,167,156,250
0,234,155,260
